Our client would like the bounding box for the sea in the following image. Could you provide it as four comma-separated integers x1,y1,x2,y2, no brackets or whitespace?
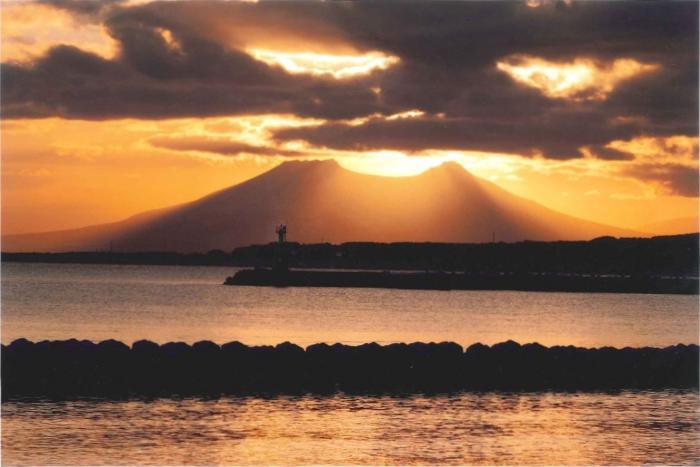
1,262,699,465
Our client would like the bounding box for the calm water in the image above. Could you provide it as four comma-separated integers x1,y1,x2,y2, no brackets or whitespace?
3,391,699,465
1,262,697,347
2,262,699,465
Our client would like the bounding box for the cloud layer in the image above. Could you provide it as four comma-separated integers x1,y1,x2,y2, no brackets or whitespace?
2,0,698,196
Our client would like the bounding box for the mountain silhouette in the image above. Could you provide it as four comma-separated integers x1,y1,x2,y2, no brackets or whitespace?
2,160,643,252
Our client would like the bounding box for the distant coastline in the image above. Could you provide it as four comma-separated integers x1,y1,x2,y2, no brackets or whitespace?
1,250,236,267
3,233,698,277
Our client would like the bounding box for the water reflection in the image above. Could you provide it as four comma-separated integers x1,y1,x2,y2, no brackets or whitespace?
2,263,698,347
3,391,699,465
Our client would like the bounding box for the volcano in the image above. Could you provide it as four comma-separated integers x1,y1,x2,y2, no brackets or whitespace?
1,160,643,252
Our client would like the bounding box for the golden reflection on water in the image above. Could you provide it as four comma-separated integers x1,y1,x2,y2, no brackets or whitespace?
3,391,699,465
3,263,698,348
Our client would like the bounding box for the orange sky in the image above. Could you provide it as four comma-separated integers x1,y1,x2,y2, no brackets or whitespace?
1,0,698,235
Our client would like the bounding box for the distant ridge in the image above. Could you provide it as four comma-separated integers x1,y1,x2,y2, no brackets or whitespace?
1,160,644,253
4,234,697,282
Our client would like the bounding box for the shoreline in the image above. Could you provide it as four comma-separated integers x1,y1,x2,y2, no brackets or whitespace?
3,233,698,275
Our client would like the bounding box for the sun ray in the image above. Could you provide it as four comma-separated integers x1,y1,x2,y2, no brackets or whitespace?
247,49,400,79
497,55,659,100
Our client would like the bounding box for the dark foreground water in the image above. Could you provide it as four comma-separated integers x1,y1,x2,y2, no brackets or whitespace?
3,391,699,465
2,262,698,465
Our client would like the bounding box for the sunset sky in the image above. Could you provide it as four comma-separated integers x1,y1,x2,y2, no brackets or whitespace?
2,0,698,235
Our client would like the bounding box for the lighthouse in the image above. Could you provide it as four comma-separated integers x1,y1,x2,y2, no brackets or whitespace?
276,224,287,244
273,224,289,271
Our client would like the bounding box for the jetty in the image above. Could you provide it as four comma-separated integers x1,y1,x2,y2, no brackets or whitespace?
225,268,697,294
224,225,698,294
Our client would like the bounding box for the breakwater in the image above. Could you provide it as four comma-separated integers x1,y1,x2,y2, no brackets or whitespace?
225,269,699,294
3,339,697,397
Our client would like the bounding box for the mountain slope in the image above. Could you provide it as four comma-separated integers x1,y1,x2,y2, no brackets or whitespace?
2,160,643,252
1,206,177,253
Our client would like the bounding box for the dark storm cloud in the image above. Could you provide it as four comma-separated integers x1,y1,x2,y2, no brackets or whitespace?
339,1,696,67
1,45,286,119
2,3,387,120
587,145,635,162
268,0,697,159
2,0,698,160
598,47,699,133
39,0,124,17
620,164,700,197
273,107,648,160
1,43,384,120
149,136,303,157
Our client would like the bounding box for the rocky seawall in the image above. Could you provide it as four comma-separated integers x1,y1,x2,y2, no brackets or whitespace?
2,339,697,397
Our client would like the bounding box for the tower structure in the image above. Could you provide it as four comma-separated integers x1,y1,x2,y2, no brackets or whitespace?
273,224,289,271
276,224,287,244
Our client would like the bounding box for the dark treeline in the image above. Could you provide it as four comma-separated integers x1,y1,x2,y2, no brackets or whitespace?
3,338,697,398
2,234,698,277
233,234,699,277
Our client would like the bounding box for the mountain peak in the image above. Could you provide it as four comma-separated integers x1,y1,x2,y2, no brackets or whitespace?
1,157,643,252
276,159,340,169
436,161,466,171
264,158,341,179
274,159,471,180
422,161,472,176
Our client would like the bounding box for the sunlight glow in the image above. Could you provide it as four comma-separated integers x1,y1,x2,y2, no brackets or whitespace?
247,49,400,78
338,152,453,177
525,0,572,7
155,28,183,54
336,149,527,179
344,110,425,127
1,3,118,62
497,56,659,100
608,135,699,165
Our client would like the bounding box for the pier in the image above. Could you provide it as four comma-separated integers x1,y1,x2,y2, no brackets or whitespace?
225,268,699,294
